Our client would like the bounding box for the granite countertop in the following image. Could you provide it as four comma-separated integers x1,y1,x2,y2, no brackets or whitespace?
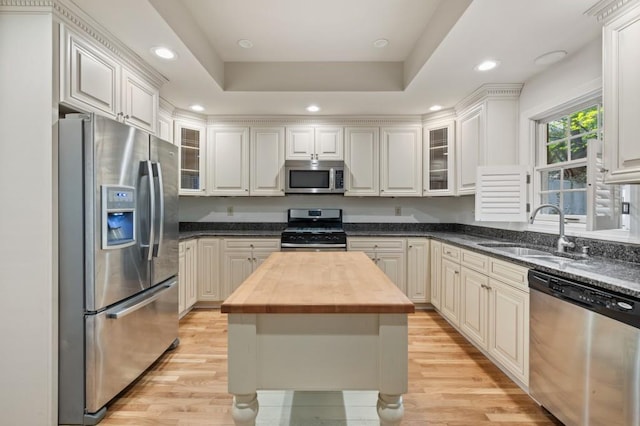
179,224,640,299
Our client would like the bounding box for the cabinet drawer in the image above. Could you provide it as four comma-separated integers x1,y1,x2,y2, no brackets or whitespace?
489,257,528,290
461,249,489,274
223,238,280,250
441,243,461,262
347,238,405,251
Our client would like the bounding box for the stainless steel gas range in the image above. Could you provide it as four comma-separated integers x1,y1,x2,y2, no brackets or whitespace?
280,208,347,251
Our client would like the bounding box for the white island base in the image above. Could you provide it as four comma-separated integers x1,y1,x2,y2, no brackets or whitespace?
227,313,409,426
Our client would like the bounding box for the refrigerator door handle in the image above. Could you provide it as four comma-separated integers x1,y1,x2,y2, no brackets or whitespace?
153,162,165,258
144,160,156,262
106,283,173,319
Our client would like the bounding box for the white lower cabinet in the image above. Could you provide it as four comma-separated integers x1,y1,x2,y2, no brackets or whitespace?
488,278,529,385
407,239,429,303
221,238,280,298
347,238,407,294
434,245,530,388
440,258,461,326
430,240,442,309
460,266,489,348
178,239,197,317
197,238,221,302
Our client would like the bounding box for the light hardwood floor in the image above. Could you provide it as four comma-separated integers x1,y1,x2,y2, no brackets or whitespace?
100,309,560,425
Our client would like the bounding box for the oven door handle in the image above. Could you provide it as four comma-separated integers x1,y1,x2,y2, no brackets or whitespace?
280,243,347,249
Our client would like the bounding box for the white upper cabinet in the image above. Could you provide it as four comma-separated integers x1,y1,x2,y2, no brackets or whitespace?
456,105,483,195
175,120,206,195
250,127,285,196
121,69,158,133
157,109,173,143
380,127,422,196
344,127,379,196
454,84,522,195
207,127,250,196
600,2,640,183
60,25,159,134
285,126,344,160
423,117,455,196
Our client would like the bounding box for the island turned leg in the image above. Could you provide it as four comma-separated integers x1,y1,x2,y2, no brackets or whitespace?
231,393,258,426
377,393,404,426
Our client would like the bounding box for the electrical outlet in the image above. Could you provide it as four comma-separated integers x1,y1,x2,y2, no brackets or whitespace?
227,206,234,216
395,206,401,216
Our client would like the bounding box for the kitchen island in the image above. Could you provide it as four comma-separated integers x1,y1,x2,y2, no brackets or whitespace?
221,251,415,426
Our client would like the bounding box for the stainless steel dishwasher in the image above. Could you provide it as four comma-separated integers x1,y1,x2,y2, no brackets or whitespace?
529,270,640,426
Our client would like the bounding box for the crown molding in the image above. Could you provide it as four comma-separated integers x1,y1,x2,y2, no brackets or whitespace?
49,0,169,88
159,97,176,115
204,115,423,127
586,0,640,22
421,108,456,126
0,0,53,12
455,83,523,113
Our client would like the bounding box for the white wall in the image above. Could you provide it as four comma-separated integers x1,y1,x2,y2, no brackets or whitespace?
0,11,56,426
180,195,474,223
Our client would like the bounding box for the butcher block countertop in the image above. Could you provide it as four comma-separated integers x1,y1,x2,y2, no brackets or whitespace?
221,251,415,314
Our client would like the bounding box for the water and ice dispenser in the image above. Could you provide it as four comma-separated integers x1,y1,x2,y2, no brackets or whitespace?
101,185,136,249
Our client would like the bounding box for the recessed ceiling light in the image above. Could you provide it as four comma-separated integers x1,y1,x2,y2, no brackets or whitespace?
151,46,177,60
373,39,389,48
534,50,568,66
474,59,499,71
429,105,443,112
238,39,254,49
189,104,205,112
306,105,320,112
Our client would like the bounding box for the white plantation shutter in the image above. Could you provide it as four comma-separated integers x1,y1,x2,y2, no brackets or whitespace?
475,166,528,222
587,140,621,230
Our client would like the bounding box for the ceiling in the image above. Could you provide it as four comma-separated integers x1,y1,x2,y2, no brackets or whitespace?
70,0,602,116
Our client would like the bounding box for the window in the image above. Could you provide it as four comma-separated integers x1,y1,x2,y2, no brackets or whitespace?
535,102,626,231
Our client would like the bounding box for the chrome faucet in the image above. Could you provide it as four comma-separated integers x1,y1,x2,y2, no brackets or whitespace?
529,204,575,253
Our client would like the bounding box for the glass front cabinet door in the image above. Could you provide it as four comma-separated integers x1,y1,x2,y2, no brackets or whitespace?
424,121,455,196
175,121,206,195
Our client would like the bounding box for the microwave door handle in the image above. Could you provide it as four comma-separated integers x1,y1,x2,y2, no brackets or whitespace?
152,162,164,258
329,168,335,190
145,160,156,262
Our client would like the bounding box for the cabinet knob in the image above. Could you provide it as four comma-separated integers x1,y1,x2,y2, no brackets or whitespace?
247,258,251,261
253,257,257,262
310,154,314,160
124,114,130,119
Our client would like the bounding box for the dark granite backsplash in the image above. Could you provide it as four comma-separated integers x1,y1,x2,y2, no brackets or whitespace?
343,223,457,233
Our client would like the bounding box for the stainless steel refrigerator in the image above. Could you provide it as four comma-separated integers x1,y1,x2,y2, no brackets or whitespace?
58,114,179,425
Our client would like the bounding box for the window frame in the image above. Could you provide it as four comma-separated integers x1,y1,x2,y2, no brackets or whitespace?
534,102,602,226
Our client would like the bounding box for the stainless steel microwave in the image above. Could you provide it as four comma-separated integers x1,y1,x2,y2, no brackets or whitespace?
284,160,345,194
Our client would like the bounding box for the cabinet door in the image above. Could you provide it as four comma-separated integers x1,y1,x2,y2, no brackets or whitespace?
440,258,461,326
185,239,198,310
178,242,186,315
253,249,278,269
460,267,489,349
197,238,221,302
208,127,250,196
286,127,315,160
603,6,640,184
157,112,173,143
250,127,285,196
175,121,206,194
423,122,455,196
121,68,158,133
64,29,119,118
315,127,344,160
456,105,483,195
375,251,406,294
407,239,429,303
344,127,379,196
488,278,529,385
222,250,254,298
430,240,442,309
380,127,422,196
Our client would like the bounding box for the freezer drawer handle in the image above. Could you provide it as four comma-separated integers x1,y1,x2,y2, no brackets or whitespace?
106,284,172,319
